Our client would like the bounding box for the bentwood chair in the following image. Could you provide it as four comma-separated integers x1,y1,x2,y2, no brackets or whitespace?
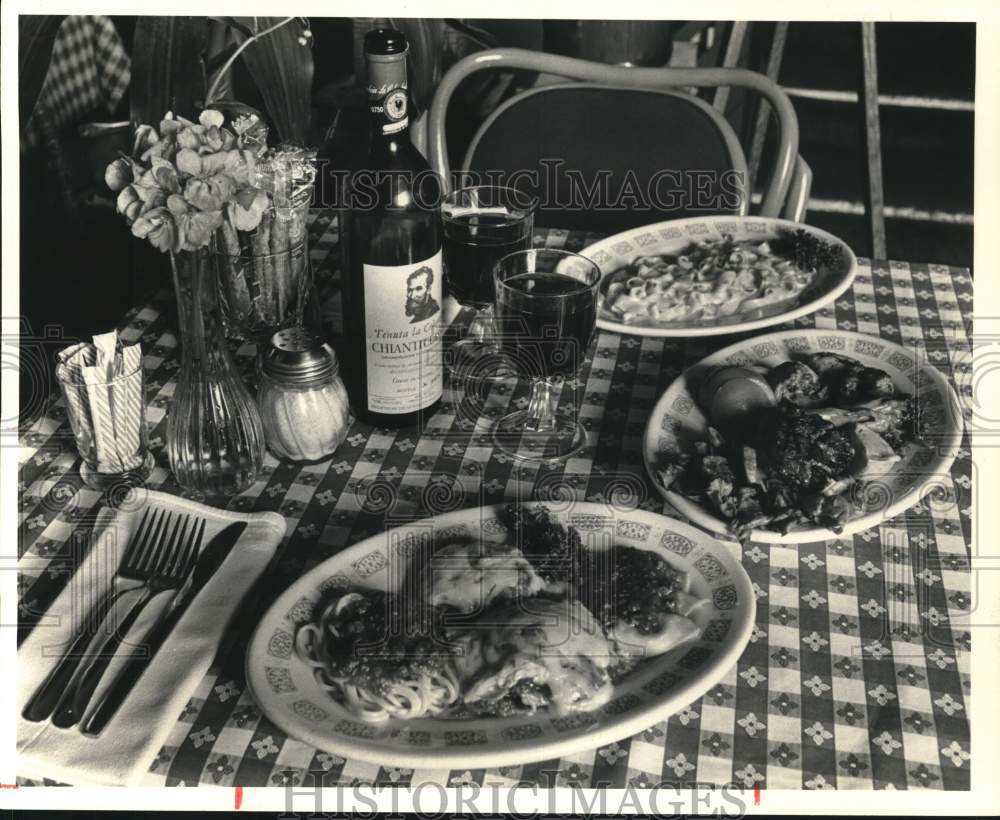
427,49,811,232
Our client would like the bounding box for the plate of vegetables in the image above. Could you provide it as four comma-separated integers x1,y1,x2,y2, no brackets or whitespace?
642,330,963,544
580,216,856,338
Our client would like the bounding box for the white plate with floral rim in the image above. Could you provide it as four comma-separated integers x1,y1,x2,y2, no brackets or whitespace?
245,502,754,769
580,215,857,337
642,329,964,544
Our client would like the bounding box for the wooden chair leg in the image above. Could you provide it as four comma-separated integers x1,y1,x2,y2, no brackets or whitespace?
860,22,888,259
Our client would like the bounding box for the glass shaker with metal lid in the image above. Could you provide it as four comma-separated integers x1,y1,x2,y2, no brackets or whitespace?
258,327,351,461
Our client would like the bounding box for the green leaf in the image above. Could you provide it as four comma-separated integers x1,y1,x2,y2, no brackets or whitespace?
19,15,66,133
216,17,255,40
131,17,211,128
228,16,313,144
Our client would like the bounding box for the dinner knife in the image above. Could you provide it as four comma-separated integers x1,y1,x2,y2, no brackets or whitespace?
79,521,247,736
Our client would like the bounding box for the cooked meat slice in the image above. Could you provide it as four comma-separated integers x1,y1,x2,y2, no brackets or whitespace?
803,351,855,378
857,367,896,399
750,402,856,493
766,361,824,404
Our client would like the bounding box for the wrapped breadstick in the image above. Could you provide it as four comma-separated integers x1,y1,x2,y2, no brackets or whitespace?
218,220,253,325
252,209,276,326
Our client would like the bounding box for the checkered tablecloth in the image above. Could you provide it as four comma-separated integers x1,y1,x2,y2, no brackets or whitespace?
26,15,130,140
16,214,973,789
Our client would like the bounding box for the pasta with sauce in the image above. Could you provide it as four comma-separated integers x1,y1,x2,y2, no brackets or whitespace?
603,234,818,325
293,507,709,722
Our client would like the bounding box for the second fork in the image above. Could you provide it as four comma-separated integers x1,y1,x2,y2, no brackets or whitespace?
49,512,204,729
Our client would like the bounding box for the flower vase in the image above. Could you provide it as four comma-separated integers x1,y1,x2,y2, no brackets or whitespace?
167,247,264,495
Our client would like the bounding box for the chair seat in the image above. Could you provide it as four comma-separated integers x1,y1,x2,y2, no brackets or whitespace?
464,83,748,233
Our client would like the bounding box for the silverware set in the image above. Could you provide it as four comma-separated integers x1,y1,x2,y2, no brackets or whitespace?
23,507,246,735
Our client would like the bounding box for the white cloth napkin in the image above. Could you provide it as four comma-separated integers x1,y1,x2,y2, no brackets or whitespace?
17,490,286,785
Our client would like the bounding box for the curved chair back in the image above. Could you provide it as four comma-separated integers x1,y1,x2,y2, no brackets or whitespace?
462,83,748,232
428,48,800,222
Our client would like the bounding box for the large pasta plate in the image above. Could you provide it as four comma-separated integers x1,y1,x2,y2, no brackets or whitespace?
245,503,754,769
581,215,857,338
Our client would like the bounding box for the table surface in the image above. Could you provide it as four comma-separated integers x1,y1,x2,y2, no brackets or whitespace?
17,213,973,789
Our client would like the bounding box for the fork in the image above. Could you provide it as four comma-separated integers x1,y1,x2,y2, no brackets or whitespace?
49,512,205,729
23,508,166,723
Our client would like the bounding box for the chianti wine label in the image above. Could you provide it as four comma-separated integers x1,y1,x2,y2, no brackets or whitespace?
363,252,443,414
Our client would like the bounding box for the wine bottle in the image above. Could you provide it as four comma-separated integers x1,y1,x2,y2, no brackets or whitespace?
338,28,443,428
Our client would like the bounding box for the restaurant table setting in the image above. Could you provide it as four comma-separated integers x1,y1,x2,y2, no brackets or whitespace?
14,23,973,790
16,208,972,789
17,490,285,786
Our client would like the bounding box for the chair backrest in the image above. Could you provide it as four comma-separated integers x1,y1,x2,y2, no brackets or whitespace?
462,82,748,232
428,48,799,220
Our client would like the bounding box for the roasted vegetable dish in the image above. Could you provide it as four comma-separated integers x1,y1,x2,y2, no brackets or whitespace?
658,352,920,542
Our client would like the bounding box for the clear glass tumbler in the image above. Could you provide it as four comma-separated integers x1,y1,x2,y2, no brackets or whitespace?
56,356,154,490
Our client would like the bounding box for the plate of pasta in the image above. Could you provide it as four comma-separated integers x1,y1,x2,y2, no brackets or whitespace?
245,503,754,769
580,216,857,337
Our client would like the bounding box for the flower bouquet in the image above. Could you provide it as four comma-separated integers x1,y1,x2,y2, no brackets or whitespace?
105,107,317,340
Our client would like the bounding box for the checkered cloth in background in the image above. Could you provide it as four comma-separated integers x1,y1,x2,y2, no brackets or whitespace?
26,15,130,139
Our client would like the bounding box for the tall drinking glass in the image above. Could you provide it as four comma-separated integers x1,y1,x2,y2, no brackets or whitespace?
493,248,601,462
442,185,537,380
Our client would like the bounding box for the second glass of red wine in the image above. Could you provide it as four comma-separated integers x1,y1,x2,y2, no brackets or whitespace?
492,248,601,462
442,185,537,381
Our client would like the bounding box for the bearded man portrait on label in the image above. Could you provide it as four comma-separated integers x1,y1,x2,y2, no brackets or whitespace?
406,266,440,323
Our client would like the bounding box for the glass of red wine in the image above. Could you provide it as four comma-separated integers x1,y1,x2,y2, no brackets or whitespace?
492,248,601,462
442,185,537,382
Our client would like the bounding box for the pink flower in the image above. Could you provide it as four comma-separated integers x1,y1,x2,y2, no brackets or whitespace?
183,174,237,212
116,183,165,224
228,188,268,231
179,209,224,251
138,157,181,194
108,106,289,253
116,185,143,221
199,109,225,128
131,207,178,252
104,157,133,192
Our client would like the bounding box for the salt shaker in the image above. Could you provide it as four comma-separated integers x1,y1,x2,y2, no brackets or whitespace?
258,328,351,461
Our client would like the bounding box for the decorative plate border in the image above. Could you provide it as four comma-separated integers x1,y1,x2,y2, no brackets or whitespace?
245,503,755,769
582,216,858,338
642,329,964,544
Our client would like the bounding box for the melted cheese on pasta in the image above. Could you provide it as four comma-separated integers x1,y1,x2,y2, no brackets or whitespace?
604,238,814,324
454,599,615,715
425,542,551,612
